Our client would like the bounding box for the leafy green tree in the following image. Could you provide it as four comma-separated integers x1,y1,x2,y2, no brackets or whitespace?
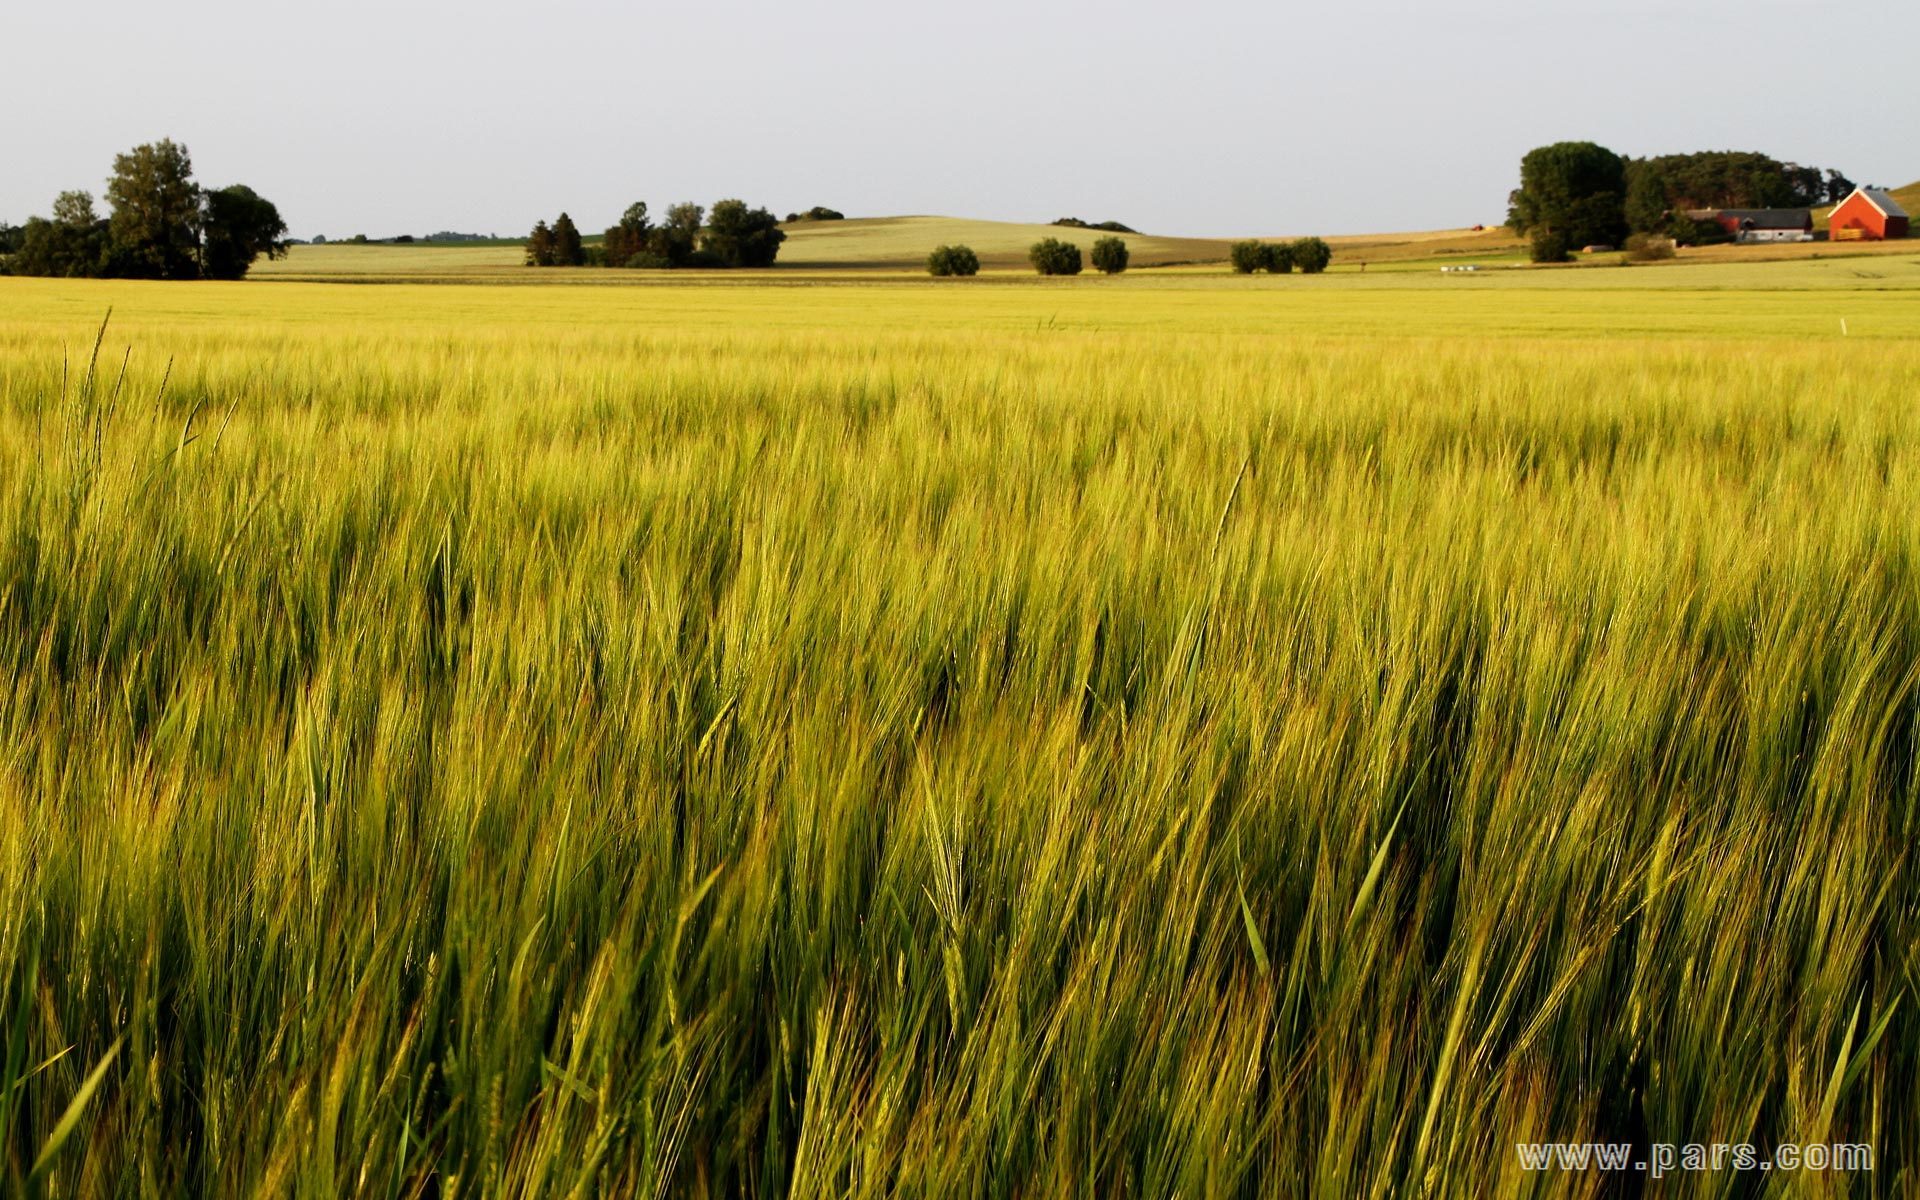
11,218,108,278
1090,236,1129,274
200,185,289,280
551,213,585,266
1262,243,1294,273
786,206,843,222
926,244,980,276
106,139,202,280
1825,169,1855,203
704,200,786,268
1229,240,1267,274
8,191,110,277
1028,238,1081,276
603,202,651,268
1614,150,1840,218
1508,142,1628,258
1624,161,1670,233
53,190,97,229
651,203,704,266
1290,237,1332,274
525,220,555,266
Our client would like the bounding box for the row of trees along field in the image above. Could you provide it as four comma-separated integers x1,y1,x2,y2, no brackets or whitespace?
1230,237,1333,274
1027,236,1136,276
1507,143,1857,262
526,200,786,269
929,235,1334,277
0,140,288,280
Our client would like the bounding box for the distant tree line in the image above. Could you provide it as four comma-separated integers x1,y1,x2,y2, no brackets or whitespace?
526,199,786,269
1052,217,1137,234
927,233,1329,278
0,140,288,280
1021,235,1135,276
1508,143,1855,262
785,206,843,222
1229,237,1332,274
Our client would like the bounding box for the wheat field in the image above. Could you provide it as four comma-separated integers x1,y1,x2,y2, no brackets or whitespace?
3,269,1918,1196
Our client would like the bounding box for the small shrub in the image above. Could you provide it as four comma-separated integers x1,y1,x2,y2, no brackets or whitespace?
1229,240,1267,274
1029,238,1082,276
1291,236,1332,274
927,244,980,277
1529,228,1570,263
1625,233,1676,262
1090,236,1129,275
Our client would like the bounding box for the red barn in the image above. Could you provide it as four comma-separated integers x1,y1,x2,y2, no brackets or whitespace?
1829,188,1910,241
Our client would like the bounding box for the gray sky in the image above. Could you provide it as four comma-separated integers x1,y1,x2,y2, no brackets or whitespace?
4,0,1914,239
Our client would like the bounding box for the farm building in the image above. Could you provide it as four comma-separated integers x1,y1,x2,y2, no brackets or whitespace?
1829,188,1910,241
1687,208,1814,243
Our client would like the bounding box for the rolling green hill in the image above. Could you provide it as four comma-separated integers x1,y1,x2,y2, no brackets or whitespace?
774,216,1230,269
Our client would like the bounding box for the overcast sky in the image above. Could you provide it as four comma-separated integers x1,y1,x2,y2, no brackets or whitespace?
4,0,1914,239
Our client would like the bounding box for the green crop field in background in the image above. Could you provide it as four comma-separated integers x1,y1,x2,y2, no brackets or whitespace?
2,270,1918,1196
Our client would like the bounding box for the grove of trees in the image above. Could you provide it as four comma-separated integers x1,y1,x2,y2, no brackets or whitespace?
1290,236,1332,273
1028,238,1083,276
1053,217,1137,233
525,214,586,267
1507,141,1630,263
926,245,980,276
1230,238,1331,274
526,199,785,269
1090,236,1129,274
0,140,288,280
1510,143,1854,262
